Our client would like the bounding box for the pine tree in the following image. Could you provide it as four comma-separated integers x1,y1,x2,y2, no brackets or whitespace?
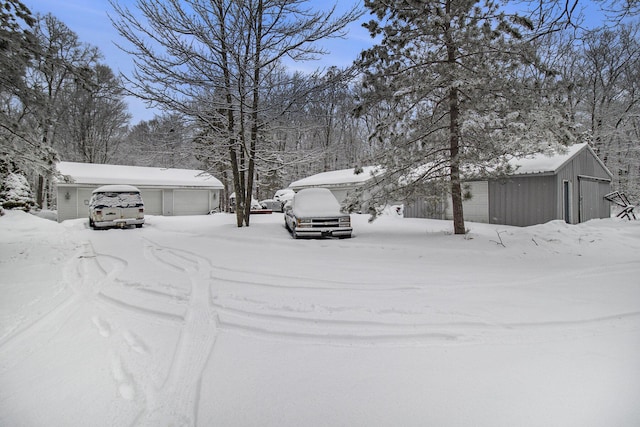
355,0,571,234
0,172,36,212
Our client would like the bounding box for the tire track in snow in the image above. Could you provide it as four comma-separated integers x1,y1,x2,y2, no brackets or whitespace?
0,241,126,373
132,240,219,427
213,303,640,347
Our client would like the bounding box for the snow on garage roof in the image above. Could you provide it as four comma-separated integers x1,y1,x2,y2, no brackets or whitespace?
508,143,591,175
289,166,382,189
57,162,224,189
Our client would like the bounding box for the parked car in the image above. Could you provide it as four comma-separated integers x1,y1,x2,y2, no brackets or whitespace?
89,185,144,229
284,188,352,239
259,199,281,211
274,188,295,211
229,192,262,213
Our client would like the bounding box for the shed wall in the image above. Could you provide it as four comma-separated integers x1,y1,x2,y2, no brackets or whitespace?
489,175,557,226
554,148,612,223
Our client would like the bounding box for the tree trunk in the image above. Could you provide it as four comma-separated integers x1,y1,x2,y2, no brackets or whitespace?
445,2,466,235
449,87,465,235
243,0,264,227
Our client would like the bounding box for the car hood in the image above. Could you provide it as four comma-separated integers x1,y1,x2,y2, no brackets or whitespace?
292,202,345,218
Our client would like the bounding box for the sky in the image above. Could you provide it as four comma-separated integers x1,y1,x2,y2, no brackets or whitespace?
23,0,376,124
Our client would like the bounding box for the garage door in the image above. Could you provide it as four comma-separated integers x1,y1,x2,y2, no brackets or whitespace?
140,190,162,215
174,190,210,216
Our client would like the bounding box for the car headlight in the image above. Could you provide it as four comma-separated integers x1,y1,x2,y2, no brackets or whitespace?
296,218,311,228
339,216,350,226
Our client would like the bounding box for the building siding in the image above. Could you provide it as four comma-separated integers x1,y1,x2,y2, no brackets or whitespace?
489,175,557,226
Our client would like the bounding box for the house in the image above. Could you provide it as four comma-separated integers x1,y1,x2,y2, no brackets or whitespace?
405,143,613,226
55,162,224,222
288,166,381,207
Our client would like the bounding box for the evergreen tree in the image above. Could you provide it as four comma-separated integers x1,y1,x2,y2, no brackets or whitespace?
0,172,36,212
355,0,571,234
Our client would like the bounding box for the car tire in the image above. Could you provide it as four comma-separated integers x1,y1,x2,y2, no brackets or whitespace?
135,224,143,228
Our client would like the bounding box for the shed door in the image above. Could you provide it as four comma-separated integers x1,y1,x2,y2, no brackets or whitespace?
174,190,210,216
579,177,611,222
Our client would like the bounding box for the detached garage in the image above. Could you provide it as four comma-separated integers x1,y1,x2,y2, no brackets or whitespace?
56,162,224,222
407,143,613,226
288,166,382,206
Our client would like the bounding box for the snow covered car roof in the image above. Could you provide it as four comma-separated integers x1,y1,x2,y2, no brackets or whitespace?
92,184,141,194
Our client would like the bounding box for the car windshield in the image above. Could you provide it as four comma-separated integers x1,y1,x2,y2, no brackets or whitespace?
90,192,143,209
294,189,342,217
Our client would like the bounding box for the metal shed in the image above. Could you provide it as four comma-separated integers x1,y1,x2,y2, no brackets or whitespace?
407,143,613,226
55,162,224,222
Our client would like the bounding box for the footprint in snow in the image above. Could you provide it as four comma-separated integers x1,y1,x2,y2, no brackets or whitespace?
91,316,111,338
123,330,148,354
110,354,135,401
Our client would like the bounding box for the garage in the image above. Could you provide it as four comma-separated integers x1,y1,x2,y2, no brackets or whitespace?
56,162,224,222
406,143,613,226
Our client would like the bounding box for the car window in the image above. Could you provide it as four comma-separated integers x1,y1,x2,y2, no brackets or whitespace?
90,192,143,209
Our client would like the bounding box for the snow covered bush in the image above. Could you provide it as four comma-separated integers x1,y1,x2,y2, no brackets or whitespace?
0,173,36,212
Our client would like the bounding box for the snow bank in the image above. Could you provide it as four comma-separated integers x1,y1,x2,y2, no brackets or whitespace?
1,210,639,426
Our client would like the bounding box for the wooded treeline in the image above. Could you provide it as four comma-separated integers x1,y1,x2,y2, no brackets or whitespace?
1,0,639,230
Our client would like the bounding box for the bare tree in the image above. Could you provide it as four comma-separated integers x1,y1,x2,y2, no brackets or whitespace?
58,64,131,163
27,14,101,205
581,24,640,198
110,0,362,227
122,113,196,168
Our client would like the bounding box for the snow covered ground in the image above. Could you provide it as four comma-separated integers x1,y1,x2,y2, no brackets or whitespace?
1,210,639,426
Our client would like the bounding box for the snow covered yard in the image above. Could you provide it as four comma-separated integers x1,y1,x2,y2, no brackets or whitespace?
0,210,639,426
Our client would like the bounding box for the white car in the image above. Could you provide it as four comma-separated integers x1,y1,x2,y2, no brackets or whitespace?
89,185,144,229
229,192,262,213
274,188,295,211
284,188,352,239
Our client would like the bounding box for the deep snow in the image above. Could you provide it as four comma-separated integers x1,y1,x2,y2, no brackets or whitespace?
0,210,639,426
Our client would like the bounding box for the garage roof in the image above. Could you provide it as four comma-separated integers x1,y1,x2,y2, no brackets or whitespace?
289,166,382,189
508,143,608,175
57,162,224,189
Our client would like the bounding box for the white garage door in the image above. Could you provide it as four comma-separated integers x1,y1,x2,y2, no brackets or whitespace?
141,190,162,215
174,190,210,216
